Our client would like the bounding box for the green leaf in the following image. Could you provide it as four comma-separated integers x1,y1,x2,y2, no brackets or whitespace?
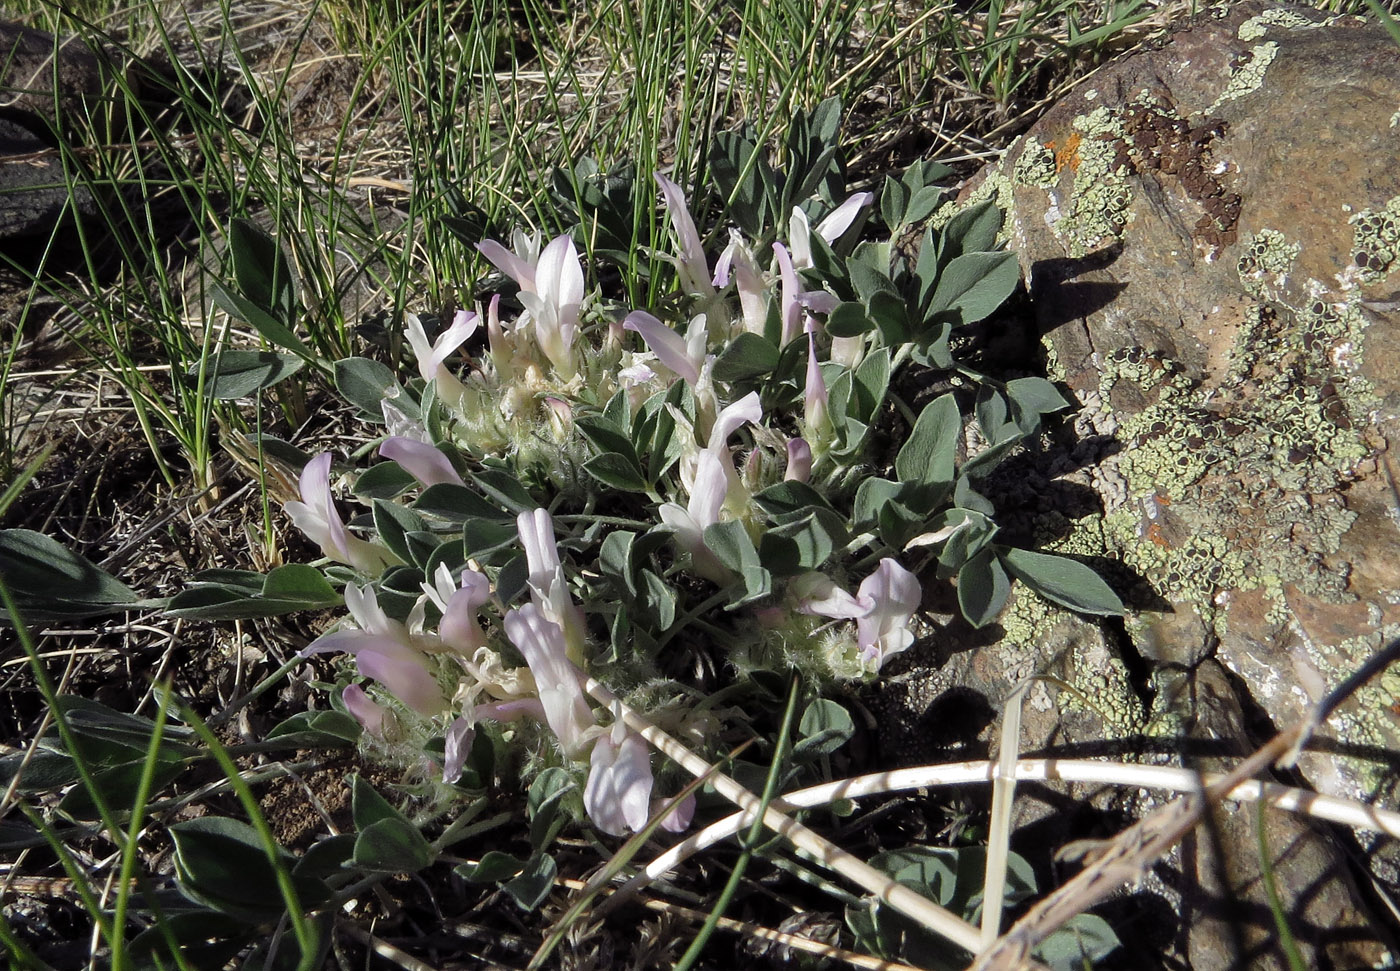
528,767,575,851
261,564,338,604
794,699,855,756
895,393,960,487
711,128,773,236
503,853,558,911
456,850,525,883
334,357,401,417
903,184,946,227
59,758,184,819
171,816,323,922
0,529,157,621
372,499,424,566
752,481,836,517
200,349,304,400
761,510,843,573
350,774,403,830
867,291,909,345
703,521,771,604
575,416,639,466
265,710,361,748
354,461,418,500
352,817,434,873
713,332,781,384
853,477,902,529
926,251,1020,325
640,569,677,630
414,483,512,523
1006,376,1071,433
940,200,1003,260
471,470,536,514
850,347,890,424
583,452,649,493
228,217,296,322
958,548,1012,628
1035,913,1121,970
211,283,308,359
825,301,874,338
1000,548,1124,617
880,174,911,229
847,257,897,305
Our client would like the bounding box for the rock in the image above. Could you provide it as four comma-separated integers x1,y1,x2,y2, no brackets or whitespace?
949,1,1400,803
0,21,107,129
911,4,1400,965
0,21,111,238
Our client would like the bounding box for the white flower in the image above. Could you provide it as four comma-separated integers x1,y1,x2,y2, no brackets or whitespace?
855,559,921,668
585,723,653,837
405,310,476,408
517,508,588,662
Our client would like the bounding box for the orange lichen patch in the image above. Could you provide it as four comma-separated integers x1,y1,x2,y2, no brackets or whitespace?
1048,131,1082,172
1146,521,1172,549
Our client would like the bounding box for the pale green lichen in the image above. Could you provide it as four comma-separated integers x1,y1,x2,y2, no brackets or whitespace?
1237,228,1301,298
1011,136,1058,189
1350,194,1400,281
1209,42,1280,112
1237,8,1330,41
1041,334,1067,383
1060,640,1146,736
1080,292,1374,633
1060,107,1134,256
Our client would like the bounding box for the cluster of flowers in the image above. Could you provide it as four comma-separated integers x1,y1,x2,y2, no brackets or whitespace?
284,176,922,836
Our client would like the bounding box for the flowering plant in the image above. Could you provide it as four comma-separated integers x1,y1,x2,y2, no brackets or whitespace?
172,97,1122,857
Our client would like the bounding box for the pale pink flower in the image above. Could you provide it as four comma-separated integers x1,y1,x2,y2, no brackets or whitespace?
502,602,594,756
793,572,868,619
655,173,717,299
795,558,921,670
785,438,812,483
284,453,398,575
715,231,768,336
518,235,585,379
653,792,696,833
420,563,492,654
803,320,829,437
442,716,476,783
773,242,803,346
477,229,542,290
623,310,705,388
405,311,475,407
342,685,388,738
789,193,874,269
855,558,921,668
379,437,464,488
303,584,447,716
658,393,761,581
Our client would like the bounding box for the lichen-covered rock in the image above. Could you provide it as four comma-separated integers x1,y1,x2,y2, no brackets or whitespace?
951,1,1400,805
